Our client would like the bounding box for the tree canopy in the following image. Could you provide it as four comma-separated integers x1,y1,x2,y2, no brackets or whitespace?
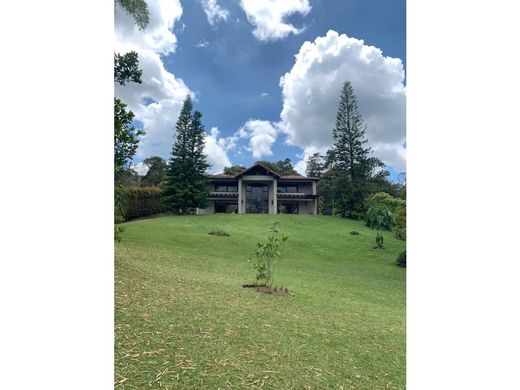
223,165,246,176
114,52,143,86
142,156,167,187
115,0,150,30
255,159,299,175
163,96,211,214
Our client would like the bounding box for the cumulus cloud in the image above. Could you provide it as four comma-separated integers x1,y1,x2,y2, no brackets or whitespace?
279,30,406,171
200,0,229,26
205,128,233,173
238,120,280,159
130,162,150,176
239,0,311,42
115,0,232,169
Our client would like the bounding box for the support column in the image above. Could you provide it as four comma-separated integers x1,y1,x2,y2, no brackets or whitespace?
312,181,317,215
238,178,243,214
273,179,277,214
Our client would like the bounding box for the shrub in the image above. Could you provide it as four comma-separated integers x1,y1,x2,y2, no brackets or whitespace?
208,229,230,236
366,205,394,231
119,187,168,221
364,192,405,213
396,250,406,267
374,233,384,249
394,227,406,240
350,231,360,235
393,206,406,240
249,222,288,287
347,210,366,220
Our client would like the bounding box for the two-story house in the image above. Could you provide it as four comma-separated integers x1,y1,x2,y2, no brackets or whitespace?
196,163,319,215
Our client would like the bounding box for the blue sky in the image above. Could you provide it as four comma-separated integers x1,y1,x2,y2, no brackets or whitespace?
115,0,406,180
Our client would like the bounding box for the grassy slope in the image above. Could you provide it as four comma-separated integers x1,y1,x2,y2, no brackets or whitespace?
115,215,406,389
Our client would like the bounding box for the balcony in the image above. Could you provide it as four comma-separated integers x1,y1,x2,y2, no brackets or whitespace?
209,191,238,199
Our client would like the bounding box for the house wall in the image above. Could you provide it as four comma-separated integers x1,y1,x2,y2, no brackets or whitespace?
298,200,315,214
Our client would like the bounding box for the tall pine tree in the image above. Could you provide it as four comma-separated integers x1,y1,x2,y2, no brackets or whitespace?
305,153,325,178
164,96,210,214
328,81,380,218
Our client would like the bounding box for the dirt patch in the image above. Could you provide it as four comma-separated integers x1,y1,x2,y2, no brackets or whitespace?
242,285,292,297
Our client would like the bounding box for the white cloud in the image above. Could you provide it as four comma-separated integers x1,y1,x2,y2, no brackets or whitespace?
205,128,232,173
261,92,269,98
130,162,150,176
195,39,210,48
200,0,229,26
238,119,280,159
115,0,230,169
115,0,182,55
279,30,406,171
239,0,311,42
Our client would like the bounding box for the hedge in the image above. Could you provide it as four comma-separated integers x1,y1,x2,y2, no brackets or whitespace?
119,187,168,221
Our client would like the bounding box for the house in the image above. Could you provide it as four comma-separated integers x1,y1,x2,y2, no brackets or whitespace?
196,163,319,215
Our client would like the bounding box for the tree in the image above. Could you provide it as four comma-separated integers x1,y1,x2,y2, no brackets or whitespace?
115,0,150,30
275,158,298,175
114,98,145,183
164,96,211,214
223,165,246,175
249,222,289,287
114,52,143,85
114,51,144,183
142,156,167,187
305,153,325,178
327,81,382,218
255,159,298,175
114,48,144,241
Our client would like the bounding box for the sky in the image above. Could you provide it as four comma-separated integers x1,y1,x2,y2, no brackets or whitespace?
114,0,406,180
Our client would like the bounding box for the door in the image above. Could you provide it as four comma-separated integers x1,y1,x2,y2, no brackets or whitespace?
246,184,269,213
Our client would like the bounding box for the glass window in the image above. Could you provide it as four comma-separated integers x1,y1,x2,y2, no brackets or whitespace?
215,185,227,192
287,186,298,193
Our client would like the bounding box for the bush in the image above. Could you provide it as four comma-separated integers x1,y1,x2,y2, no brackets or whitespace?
347,210,366,220
374,233,384,249
396,250,406,267
350,231,360,235
393,206,406,240
366,205,394,231
208,229,230,236
119,187,168,221
365,192,405,213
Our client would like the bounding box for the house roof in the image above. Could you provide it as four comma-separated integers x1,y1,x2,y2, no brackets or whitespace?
208,163,319,181
207,174,236,179
235,162,281,178
280,175,319,181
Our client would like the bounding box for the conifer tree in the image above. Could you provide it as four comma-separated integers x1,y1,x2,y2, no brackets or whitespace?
328,81,380,217
305,153,325,178
164,96,210,214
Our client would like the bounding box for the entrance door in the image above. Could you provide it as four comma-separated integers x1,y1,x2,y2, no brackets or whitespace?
246,184,269,213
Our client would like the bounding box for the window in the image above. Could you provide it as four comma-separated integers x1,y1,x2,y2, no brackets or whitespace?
215,184,238,192
278,202,299,214
277,184,298,193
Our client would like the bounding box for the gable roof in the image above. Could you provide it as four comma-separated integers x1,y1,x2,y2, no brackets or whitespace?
207,174,235,179
208,162,320,181
280,175,319,181
235,162,281,178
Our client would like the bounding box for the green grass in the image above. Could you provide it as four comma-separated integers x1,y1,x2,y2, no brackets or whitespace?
115,214,406,389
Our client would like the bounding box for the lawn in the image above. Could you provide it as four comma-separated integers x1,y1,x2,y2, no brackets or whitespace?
115,214,406,389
